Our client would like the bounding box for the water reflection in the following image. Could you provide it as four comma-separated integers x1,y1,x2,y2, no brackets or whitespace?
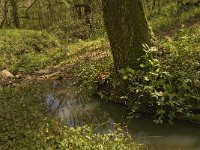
41,80,200,150
44,80,114,131
99,101,200,150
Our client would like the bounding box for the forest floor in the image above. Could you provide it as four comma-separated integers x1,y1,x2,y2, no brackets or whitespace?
0,38,111,86
0,37,138,149
1,19,200,86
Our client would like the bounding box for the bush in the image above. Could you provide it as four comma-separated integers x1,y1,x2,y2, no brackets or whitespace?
118,25,200,123
77,58,112,95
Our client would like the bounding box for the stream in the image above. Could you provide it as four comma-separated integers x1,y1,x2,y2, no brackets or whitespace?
40,79,200,150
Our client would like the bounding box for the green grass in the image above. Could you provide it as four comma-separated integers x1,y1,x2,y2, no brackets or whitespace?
67,38,110,64
0,29,67,73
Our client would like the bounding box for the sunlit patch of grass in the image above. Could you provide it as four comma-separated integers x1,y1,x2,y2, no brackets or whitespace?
59,38,114,95
66,38,111,65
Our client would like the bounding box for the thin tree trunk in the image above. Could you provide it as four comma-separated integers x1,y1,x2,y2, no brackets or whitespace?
10,0,20,28
0,0,9,28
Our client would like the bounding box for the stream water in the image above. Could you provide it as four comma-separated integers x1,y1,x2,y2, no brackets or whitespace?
41,80,200,150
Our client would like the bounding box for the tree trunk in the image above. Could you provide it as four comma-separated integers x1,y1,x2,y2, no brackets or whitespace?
0,0,9,28
10,0,20,28
102,0,151,70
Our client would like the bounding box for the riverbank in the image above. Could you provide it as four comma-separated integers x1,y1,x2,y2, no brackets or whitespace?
75,23,200,125
0,31,141,149
0,82,144,149
1,22,200,124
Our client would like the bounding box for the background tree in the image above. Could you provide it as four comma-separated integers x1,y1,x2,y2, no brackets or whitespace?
10,0,20,28
102,0,151,70
0,0,9,28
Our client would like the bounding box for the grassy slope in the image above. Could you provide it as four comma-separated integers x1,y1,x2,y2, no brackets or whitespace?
0,33,139,149
0,29,67,73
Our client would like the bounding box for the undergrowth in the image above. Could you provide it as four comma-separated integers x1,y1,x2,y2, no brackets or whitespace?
118,25,200,123
77,22,200,124
77,58,113,95
147,2,200,32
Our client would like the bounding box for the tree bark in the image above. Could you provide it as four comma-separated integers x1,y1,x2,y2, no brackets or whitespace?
10,0,20,28
102,0,151,70
0,0,9,28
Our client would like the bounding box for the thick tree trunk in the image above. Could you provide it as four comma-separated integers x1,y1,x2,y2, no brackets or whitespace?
102,0,151,70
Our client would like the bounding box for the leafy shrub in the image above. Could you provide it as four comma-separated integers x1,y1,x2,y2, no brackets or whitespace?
119,47,196,123
77,58,113,95
117,25,200,123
